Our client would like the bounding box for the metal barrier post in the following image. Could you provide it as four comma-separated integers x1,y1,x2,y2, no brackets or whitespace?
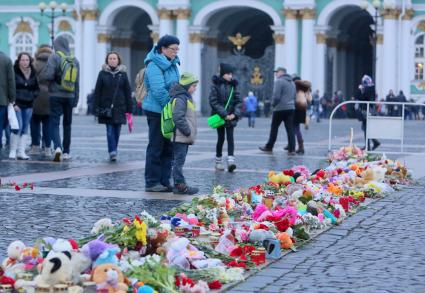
401,104,405,153
366,102,370,150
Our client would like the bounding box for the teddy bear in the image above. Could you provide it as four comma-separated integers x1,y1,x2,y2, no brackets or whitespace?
145,229,169,255
2,240,26,268
91,263,128,293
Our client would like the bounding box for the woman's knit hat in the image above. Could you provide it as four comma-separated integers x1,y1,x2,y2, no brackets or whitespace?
156,35,180,50
220,63,234,77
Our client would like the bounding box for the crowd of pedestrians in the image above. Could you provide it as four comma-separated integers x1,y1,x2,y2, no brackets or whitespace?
2,33,425,196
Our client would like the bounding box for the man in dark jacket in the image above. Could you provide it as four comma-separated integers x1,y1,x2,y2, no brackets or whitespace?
259,67,296,154
39,35,80,162
0,51,16,150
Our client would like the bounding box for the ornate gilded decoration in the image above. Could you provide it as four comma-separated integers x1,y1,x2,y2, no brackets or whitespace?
174,9,191,20
58,20,71,31
316,33,326,44
150,32,159,43
273,33,285,44
383,8,400,19
283,8,298,19
402,9,414,20
250,66,263,85
71,10,79,20
377,34,383,44
299,8,316,19
14,20,32,35
418,20,425,32
158,8,173,20
81,9,98,21
97,33,111,43
189,32,203,43
228,33,250,51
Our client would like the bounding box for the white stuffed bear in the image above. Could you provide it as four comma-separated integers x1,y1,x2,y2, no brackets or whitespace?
2,240,26,268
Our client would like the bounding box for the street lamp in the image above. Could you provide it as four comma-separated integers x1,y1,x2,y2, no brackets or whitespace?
39,1,68,46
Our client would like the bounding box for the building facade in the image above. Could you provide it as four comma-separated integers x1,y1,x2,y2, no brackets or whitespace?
1,0,425,113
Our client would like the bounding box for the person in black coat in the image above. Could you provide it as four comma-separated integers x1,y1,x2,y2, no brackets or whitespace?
208,63,242,172
9,52,39,160
94,52,132,161
355,75,380,151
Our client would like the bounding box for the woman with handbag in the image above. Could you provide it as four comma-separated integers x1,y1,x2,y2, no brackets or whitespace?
9,52,39,160
291,76,311,155
94,52,132,161
208,63,242,172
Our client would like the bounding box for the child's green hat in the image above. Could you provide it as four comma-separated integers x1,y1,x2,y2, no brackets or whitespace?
179,72,199,86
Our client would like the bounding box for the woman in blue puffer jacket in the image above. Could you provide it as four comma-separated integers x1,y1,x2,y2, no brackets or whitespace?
143,35,180,192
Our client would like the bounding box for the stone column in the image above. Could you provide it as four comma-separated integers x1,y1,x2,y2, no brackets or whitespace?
158,8,173,37
188,27,204,111
400,9,414,97
112,34,133,77
270,25,285,70
80,9,98,113
382,8,400,96
96,26,111,72
315,31,327,95
148,24,160,45
327,37,338,94
72,10,82,67
175,9,190,72
376,32,384,101
337,40,347,94
283,9,298,74
300,8,315,83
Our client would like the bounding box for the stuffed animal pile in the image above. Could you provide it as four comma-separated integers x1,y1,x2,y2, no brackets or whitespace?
1,150,412,292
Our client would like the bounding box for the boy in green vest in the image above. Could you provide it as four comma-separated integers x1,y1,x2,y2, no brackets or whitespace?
170,73,199,195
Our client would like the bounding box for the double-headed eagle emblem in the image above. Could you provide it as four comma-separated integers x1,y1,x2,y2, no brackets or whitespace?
228,33,251,51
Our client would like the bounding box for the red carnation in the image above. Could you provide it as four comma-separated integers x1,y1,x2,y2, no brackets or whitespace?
274,218,290,232
339,198,349,212
22,182,28,188
14,185,21,191
229,247,243,257
283,170,294,176
227,260,247,268
0,275,15,286
316,170,326,178
208,280,222,290
333,209,341,218
122,218,131,225
68,239,79,250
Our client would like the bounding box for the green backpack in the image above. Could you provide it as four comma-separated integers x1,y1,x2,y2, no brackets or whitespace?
161,98,177,139
57,51,78,92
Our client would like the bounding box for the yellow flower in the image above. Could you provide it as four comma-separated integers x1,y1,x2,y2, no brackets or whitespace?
133,219,147,245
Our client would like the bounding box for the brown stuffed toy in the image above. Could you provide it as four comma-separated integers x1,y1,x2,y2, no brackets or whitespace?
145,230,169,255
92,264,128,293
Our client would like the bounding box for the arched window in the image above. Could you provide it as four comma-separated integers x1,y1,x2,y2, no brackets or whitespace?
7,17,39,61
415,35,425,81
14,33,34,56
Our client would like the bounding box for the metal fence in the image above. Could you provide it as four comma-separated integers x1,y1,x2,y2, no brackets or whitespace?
328,101,425,155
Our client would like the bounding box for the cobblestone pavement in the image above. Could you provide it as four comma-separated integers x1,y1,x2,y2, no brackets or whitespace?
0,115,424,263
227,179,425,293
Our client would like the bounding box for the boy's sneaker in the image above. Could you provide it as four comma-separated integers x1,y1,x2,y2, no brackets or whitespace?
215,157,225,171
44,148,52,157
53,148,62,162
173,184,199,195
227,156,236,173
62,153,71,161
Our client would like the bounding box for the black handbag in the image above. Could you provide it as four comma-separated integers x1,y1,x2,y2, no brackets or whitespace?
97,74,121,119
